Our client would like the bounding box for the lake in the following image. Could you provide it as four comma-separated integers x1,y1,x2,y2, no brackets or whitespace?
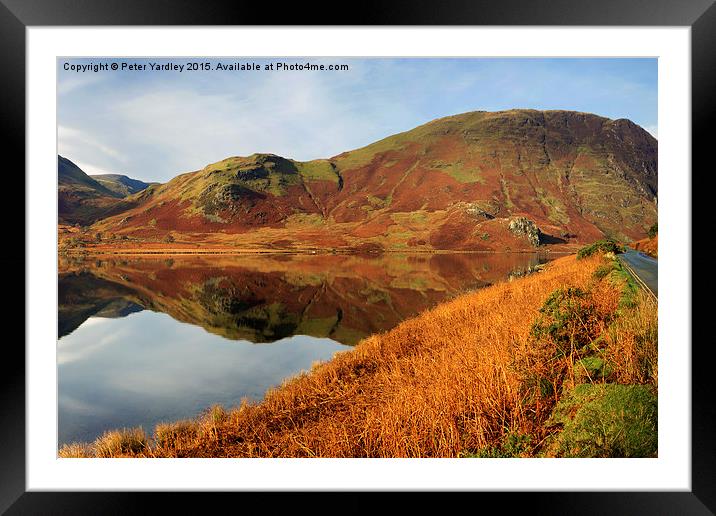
57,252,553,446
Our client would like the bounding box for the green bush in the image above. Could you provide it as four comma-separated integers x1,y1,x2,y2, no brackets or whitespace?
531,287,600,356
577,239,624,260
593,262,617,280
647,222,658,239
545,384,657,457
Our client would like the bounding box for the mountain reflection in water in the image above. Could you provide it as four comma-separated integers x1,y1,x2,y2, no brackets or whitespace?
57,252,552,445
59,252,552,345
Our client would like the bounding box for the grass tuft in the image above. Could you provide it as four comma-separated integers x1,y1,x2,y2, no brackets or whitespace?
58,442,94,458
93,427,148,457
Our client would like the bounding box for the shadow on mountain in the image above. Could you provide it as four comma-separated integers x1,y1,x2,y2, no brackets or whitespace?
538,233,568,245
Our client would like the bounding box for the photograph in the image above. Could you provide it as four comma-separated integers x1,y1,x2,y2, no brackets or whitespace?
56,56,660,459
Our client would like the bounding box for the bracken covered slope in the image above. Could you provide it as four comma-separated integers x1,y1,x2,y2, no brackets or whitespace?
86,109,657,250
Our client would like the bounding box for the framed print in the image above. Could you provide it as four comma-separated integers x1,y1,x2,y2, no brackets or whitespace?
3,0,712,512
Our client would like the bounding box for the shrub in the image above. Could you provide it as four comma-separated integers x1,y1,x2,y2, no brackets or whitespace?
163,234,175,243
577,239,624,259
593,262,617,280
647,222,658,239
530,287,602,356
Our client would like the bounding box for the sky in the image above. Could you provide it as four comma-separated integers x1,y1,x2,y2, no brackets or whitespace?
57,58,657,183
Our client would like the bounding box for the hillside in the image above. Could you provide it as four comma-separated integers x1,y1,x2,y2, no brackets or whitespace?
58,156,138,225
76,109,657,251
91,174,158,197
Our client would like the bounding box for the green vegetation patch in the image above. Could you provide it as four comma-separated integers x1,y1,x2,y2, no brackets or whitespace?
367,194,391,209
535,189,570,225
531,287,602,356
296,316,340,338
330,325,367,346
430,160,485,184
593,261,618,280
187,155,304,209
609,260,639,309
592,256,638,309
285,213,325,226
295,160,339,183
391,211,428,225
647,222,658,239
463,432,532,458
574,355,613,383
577,239,624,259
333,133,411,171
545,384,657,458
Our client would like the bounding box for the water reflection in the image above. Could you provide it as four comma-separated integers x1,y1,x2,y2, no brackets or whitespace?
59,252,551,345
57,252,552,445
58,311,347,445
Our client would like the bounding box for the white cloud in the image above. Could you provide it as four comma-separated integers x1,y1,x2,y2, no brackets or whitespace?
109,68,413,179
58,74,105,96
74,161,123,176
57,58,658,183
58,125,126,162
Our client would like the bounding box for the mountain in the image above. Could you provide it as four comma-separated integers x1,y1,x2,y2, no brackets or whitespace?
88,109,658,250
90,174,158,197
58,156,138,225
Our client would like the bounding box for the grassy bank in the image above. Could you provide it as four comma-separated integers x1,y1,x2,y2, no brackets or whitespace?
60,250,657,458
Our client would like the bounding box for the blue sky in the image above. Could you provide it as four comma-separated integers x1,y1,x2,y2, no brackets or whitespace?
58,58,657,183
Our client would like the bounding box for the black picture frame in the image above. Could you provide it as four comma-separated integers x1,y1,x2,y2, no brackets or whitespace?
2,0,710,513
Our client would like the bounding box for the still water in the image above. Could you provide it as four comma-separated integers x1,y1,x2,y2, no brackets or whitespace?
58,252,552,445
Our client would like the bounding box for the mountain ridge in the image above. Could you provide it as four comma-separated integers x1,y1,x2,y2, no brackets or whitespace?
58,156,138,225
90,173,158,197
61,109,658,251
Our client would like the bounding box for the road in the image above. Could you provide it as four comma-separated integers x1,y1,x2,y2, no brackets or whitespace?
619,248,658,298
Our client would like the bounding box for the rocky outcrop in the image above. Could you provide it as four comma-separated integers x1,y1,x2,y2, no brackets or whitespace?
508,217,541,247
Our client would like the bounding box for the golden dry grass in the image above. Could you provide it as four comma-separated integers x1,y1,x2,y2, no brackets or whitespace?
604,289,658,386
59,253,656,458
